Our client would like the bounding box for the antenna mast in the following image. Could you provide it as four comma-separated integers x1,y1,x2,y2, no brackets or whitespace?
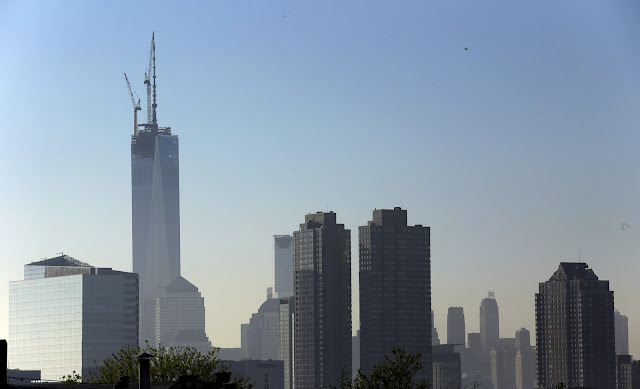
144,35,153,126
151,32,158,127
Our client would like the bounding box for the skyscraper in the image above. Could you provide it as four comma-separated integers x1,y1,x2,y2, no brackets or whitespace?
155,276,212,352
8,255,138,380
131,34,181,345
447,307,466,345
535,262,615,389
241,292,280,361
615,309,630,355
359,207,432,383
514,328,535,389
294,212,351,389
480,291,499,358
279,296,295,389
274,235,294,298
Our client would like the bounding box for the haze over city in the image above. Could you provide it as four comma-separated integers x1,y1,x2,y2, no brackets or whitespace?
1,0,639,360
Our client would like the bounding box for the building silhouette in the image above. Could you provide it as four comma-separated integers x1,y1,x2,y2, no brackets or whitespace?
242,291,280,360
447,307,465,345
480,291,499,358
8,255,138,381
433,344,461,389
278,296,295,389
432,310,441,346
131,35,181,345
294,212,351,389
274,235,294,298
616,355,640,389
615,309,630,356
535,262,615,389
490,338,515,389
514,328,534,389
155,276,212,352
359,207,432,383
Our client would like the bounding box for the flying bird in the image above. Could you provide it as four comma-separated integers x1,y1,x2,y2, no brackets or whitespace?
464,47,468,50
621,222,631,231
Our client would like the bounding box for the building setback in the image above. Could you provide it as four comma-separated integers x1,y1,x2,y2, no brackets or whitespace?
294,212,351,389
447,307,466,346
480,292,499,358
535,262,615,389
274,235,294,298
155,276,211,352
8,255,138,381
359,207,432,384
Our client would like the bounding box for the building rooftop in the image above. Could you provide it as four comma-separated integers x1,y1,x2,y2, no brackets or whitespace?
549,262,598,282
164,276,198,293
27,254,92,268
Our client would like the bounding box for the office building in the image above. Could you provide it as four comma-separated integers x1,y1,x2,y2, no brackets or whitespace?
535,262,615,389
616,310,630,356
279,297,295,389
275,235,294,298
616,355,640,389
242,292,280,360
514,328,534,389
433,344,461,389
131,35,181,345
447,307,465,345
8,255,138,381
480,292,499,358
359,208,432,383
490,338,515,389
294,212,351,389
352,330,360,380
155,276,212,352
226,360,284,389
432,311,441,346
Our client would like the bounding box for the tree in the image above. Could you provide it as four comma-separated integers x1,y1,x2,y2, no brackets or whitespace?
332,348,430,389
60,371,82,384
88,343,253,388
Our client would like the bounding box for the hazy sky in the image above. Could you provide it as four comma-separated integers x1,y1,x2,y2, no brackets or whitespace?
1,1,639,355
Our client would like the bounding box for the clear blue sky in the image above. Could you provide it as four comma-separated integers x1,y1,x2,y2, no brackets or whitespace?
1,1,639,354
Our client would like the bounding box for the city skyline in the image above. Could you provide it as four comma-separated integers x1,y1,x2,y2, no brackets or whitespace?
1,1,640,356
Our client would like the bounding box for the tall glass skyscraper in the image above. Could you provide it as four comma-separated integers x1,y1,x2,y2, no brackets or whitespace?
274,235,294,298
131,36,181,344
8,255,138,381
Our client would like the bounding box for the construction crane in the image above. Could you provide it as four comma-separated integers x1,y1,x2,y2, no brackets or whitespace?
124,72,141,136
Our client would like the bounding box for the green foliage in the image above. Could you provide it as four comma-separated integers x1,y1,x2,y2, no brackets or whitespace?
332,348,430,389
60,370,82,384
549,383,564,389
88,343,252,388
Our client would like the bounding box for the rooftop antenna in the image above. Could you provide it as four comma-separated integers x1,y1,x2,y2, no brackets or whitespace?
488,290,495,299
151,32,158,128
144,37,153,126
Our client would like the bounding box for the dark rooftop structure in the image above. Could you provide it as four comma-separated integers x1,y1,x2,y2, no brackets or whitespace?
28,254,91,267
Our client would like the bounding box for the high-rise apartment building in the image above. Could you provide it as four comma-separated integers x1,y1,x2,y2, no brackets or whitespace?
131,35,181,345
447,307,465,345
480,292,499,358
8,255,138,381
294,212,351,389
155,276,211,352
359,207,431,383
274,235,294,298
535,262,615,389
615,309,630,355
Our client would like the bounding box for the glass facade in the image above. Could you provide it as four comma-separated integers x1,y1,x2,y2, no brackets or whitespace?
8,260,139,382
131,128,181,345
274,235,294,298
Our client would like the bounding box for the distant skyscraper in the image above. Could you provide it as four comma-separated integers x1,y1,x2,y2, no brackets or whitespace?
514,328,530,350
279,297,295,389
242,292,280,361
294,212,351,389
615,309,630,355
155,276,211,352
359,208,431,383
514,328,534,389
432,344,461,389
432,310,441,346
131,35,181,345
8,255,138,380
535,262,615,389
480,291,499,358
274,235,294,298
447,307,465,345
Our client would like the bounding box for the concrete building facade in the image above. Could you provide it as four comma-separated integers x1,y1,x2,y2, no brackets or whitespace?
274,235,294,298
359,207,432,384
294,212,352,389
616,310,630,356
535,262,616,389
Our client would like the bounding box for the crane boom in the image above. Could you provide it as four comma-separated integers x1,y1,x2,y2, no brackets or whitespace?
124,72,142,136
